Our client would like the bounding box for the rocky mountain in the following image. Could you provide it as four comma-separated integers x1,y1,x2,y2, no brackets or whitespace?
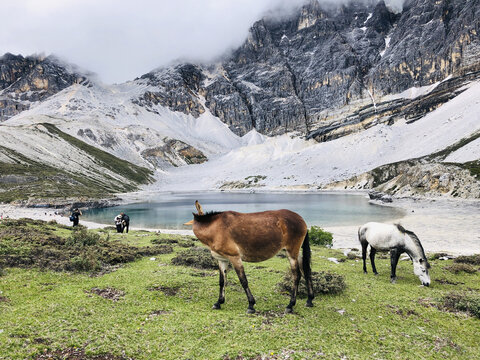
133,0,480,138
0,53,89,121
325,132,480,199
0,0,479,201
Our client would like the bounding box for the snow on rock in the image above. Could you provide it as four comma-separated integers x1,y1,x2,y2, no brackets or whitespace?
4,81,244,168
2,72,480,194
444,136,480,163
149,80,480,192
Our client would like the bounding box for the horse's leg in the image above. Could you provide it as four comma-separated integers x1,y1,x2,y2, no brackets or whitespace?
361,242,368,274
390,248,401,284
370,247,378,275
213,260,229,310
229,256,256,314
286,252,301,313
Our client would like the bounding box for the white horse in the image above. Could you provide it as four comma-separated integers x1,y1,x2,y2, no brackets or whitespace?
358,222,431,286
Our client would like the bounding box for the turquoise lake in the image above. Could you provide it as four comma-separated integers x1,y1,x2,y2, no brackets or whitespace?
82,192,405,230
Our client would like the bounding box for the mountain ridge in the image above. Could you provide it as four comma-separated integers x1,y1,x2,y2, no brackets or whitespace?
0,0,479,201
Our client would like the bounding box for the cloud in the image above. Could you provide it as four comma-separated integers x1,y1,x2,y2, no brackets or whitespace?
1,0,404,84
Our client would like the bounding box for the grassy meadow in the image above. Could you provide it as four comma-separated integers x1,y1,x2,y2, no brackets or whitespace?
0,219,479,359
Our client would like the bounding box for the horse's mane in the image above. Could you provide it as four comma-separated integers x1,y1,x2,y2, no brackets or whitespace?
193,211,224,223
395,224,430,268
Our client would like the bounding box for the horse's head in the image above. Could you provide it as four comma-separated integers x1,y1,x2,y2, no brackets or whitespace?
183,200,204,226
413,257,430,286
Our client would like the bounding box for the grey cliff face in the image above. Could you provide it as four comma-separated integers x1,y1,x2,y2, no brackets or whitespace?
0,53,88,121
135,0,480,138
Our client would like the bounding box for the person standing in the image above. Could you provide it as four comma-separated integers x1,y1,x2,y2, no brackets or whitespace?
121,212,130,233
71,208,82,227
114,214,123,233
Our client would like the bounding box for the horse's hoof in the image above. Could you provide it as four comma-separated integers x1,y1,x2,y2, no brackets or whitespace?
212,303,221,310
374,272,379,276
285,307,294,314
305,301,314,308
246,308,255,314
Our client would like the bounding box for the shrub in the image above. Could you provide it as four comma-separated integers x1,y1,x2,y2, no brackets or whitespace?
65,228,100,247
441,292,480,318
277,271,346,297
309,226,333,247
454,254,480,266
444,263,477,274
151,238,178,245
171,247,218,270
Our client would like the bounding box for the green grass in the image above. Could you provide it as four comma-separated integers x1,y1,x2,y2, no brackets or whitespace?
1,222,479,359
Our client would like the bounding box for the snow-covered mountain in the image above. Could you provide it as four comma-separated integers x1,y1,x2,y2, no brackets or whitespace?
0,0,479,201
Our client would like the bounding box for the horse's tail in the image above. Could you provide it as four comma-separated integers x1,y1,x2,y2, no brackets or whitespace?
301,232,312,280
302,231,314,302
358,225,367,245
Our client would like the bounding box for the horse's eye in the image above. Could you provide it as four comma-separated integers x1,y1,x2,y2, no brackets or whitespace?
419,259,424,263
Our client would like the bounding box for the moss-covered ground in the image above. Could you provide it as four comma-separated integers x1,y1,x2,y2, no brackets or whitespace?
0,220,479,359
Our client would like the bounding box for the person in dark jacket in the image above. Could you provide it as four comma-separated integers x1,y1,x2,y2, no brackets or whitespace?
71,208,82,227
114,214,123,233
120,212,130,233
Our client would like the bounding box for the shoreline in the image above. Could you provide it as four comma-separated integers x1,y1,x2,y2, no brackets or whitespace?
1,192,479,255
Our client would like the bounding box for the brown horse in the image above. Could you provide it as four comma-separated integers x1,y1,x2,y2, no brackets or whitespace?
184,200,314,313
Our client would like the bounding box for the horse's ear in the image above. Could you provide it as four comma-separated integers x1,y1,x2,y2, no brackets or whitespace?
195,200,204,215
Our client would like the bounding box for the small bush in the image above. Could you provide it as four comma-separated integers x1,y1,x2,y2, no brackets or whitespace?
444,263,477,274
65,228,100,247
277,271,346,297
171,247,218,270
178,240,196,248
152,238,178,245
347,252,360,260
454,254,480,266
309,226,333,247
441,292,480,318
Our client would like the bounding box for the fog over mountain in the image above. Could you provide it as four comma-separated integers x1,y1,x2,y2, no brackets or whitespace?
1,0,405,83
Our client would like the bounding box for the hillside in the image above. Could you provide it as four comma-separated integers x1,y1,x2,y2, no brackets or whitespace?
0,122,153,203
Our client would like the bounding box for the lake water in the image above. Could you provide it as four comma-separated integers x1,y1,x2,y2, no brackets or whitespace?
82,192,405,229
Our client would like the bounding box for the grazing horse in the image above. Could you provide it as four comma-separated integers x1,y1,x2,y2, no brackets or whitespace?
358,222,431,286
184,201,314,313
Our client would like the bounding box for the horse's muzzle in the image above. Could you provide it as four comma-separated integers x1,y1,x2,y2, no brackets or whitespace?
422,282,430,287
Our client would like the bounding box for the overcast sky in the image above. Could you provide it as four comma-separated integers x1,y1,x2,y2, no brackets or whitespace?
1,0,405,84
